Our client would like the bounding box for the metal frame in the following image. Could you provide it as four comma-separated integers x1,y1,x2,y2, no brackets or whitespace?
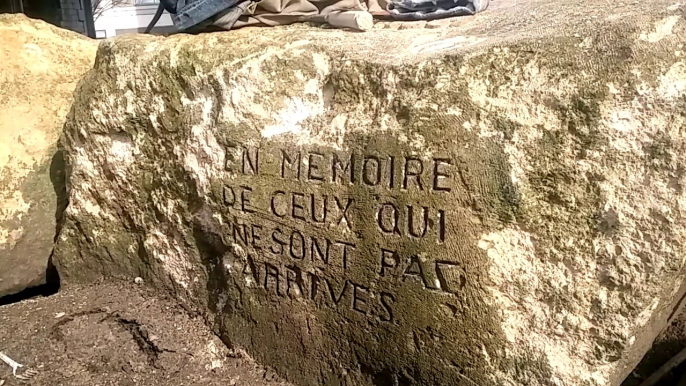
82,0,96,38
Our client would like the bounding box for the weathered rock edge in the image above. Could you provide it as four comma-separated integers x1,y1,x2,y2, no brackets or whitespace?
0,15,97,298
54,1,686,385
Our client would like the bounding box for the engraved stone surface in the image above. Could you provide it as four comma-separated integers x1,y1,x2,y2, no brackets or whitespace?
53,1,686,385
0,15,96,297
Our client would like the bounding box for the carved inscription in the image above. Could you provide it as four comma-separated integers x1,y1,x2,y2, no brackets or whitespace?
239,252,396,322
221,145,464,323
274,148,452,192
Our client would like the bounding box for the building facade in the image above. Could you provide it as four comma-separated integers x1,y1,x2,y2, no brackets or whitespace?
0,0,171,38
59,0,90,34
0,0,77,32
93,0,173,38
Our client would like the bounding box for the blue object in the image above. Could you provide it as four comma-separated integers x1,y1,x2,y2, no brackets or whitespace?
388,0,489,21
171,0,243,31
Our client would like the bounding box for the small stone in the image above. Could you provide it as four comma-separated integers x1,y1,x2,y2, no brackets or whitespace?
399,21,427,29
385,21,402,30
426,19,451,29
55,312,65,319
134,277,144,285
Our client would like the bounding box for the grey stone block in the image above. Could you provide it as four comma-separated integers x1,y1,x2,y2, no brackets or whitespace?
61,21,85,31
63,0,82,9
61,0,81,8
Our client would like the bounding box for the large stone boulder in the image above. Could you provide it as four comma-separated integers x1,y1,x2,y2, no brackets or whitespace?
53,0,686,385
0,15,97,297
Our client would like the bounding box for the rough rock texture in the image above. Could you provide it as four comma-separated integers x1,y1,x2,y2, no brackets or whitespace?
53,1,686,385
0,15,97,297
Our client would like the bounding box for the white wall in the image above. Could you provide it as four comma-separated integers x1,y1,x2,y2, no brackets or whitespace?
94,3,173,38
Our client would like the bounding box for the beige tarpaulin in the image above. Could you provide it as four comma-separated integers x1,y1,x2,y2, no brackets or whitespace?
230,0,389,27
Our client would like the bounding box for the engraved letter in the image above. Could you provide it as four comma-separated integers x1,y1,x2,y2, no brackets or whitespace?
311,194,328,224
309,272,322,302
243,254,260,284
407,205,429,238
311,236,330,265
335,240,355,270
377,203,401,235
233,222,248,245
285,265,305,298
438,209,446,243
403,255,431,288
403,157,424,190
332,152,355,184
281,149,301,180
352,283,370,315
362,155,382,186
289,230,306,260
325,279,349,306
433,158,452,192
334,196,354,230
380,248,399,277
380,292,395,322
308,152,325,182
271,228,287,255
223,185,236,206
251,224,263,250
240,186,255,213
264,262,281,296
292,192,306,221
270,191,287,218
242,147,259,175
388,156,396,189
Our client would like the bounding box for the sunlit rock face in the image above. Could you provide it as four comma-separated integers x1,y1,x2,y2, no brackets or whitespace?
0,15,96,297
54,2,686,385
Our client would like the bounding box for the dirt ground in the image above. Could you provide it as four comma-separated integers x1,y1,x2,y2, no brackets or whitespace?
0,282,292,386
